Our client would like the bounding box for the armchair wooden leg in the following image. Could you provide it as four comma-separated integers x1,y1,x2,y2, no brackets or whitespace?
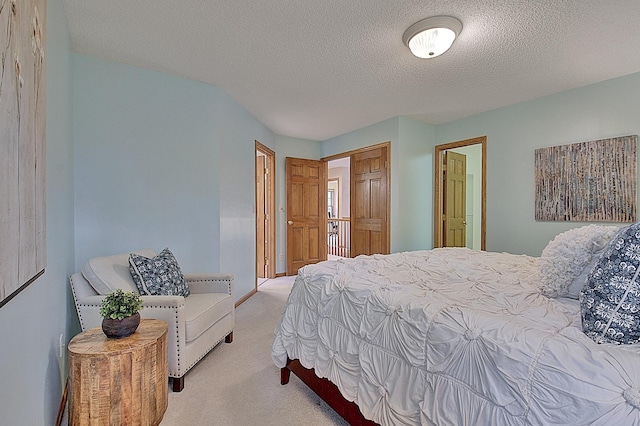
172,377,185,392
225,331,233,343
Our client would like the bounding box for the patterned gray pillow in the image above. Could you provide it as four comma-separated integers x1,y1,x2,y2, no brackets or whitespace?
581,224,640,344
129,248,190,297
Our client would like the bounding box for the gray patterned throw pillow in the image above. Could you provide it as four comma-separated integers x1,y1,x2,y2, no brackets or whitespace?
581,224,640,344
129,248,190,297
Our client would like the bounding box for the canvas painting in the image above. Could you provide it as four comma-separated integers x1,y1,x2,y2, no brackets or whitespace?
0,0,47,307
534,135,637,222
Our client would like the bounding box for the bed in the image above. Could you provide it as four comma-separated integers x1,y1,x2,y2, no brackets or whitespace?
271,225,640,425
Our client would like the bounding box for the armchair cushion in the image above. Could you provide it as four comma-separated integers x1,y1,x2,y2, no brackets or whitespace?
184,293,234,343
129,248,190,297
82,248,156,294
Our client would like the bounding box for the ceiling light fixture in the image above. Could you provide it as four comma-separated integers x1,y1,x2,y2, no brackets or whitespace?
403,16,462,59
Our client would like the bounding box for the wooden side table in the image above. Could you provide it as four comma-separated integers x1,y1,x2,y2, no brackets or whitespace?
68,319,169,426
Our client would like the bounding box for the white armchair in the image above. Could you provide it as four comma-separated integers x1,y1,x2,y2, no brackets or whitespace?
69,249,234,392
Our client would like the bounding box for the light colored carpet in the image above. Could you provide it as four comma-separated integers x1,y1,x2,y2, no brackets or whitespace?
160,276,348,425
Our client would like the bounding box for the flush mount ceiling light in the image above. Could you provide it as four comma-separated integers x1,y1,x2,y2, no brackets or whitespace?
403,16,462,59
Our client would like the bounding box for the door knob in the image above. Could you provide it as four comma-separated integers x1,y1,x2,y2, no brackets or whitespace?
287,220,293,225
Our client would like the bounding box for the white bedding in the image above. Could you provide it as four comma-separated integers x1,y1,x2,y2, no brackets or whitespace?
271,248,640,425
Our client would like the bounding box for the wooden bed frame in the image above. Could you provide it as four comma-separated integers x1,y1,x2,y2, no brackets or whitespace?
280,358,378,425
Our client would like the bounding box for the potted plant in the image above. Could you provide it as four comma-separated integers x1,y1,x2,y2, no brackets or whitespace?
99,289,144,338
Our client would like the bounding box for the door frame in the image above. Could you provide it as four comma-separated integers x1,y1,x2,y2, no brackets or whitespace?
323,141,391,256
255,141,276,285
434,136,486,250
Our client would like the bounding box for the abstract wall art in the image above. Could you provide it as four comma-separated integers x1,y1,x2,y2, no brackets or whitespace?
0,0,47,307
534,135,637,222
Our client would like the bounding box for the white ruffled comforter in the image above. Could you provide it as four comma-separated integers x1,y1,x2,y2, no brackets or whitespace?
271,248,640,425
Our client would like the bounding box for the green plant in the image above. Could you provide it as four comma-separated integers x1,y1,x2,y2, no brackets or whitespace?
99,289,143,320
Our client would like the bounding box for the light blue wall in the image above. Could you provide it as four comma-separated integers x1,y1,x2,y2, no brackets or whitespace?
217,91,275,294
73,54,223,274
73,54,274,301
320,116,436,253
397,117,436,251
322,117,399,157
0,0,75,423
316,73,640,257
436,72,640,255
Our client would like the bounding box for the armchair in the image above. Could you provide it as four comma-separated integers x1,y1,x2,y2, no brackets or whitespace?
69,249,234,392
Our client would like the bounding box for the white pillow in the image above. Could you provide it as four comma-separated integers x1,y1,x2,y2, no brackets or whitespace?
538,225,620,298
82,248,156,294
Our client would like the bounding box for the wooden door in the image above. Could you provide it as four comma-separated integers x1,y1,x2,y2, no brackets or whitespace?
286,158,327,275
444,151,466,247
256,155,266,278
256,141,276,279
351,146,389,256
433,137,486,250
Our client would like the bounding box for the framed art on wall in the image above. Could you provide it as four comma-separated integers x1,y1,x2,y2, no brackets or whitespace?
534,135,637,222
0,0,47,308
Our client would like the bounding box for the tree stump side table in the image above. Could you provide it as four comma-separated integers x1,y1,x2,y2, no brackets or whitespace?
68,319,169,426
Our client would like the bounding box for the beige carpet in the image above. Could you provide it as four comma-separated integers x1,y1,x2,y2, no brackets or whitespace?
160,276,348,425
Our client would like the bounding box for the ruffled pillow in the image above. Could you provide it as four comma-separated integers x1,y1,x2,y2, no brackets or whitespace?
538,225,620,298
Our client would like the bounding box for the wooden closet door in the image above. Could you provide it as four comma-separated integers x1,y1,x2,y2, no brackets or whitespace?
351,146,389,257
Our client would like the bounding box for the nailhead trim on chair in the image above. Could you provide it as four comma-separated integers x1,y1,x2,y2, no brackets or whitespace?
70,275,93,332
187,278,232,295
76,304,102,331
174,308,181,375
143,303,182,376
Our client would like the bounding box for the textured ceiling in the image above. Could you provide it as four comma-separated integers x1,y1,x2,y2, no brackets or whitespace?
61,0,640,141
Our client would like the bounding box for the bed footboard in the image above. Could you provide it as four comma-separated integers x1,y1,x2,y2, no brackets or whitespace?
281,358,378,426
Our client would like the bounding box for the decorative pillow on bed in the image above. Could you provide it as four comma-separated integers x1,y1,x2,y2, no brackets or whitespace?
581,223,640,344
129,248,190,297
538,225,620,298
